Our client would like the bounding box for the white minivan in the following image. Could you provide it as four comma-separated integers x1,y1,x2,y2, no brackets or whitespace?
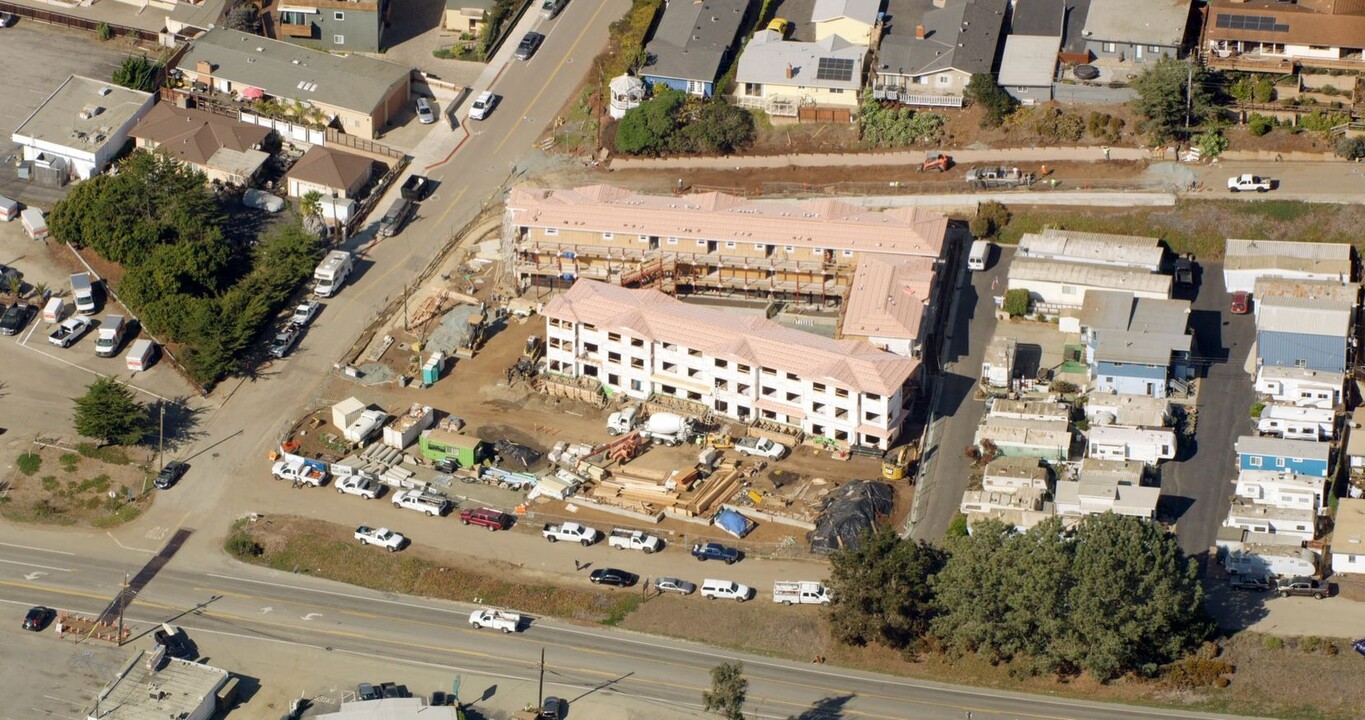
968,239,992,271
700,579,753,602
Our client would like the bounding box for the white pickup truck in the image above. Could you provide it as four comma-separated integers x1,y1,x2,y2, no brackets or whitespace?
336,475,380,499
392,489,451,516
736,437,787,460
773,581,832,605
608,528,662,553
354,525,405,552
542,521,600,546
1227,174,1273,193
468,608,521,633
272,458,328,487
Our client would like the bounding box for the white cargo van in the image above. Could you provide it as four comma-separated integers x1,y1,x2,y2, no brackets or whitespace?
125,338,156,372
968,240,992,271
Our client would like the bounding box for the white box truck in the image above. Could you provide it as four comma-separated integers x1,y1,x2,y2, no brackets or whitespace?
772,581,832,605
70,273,97,315
95,314,126,357
125,338,156,372
313,250,354,298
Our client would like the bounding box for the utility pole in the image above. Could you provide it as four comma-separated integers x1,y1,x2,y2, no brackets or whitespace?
116,572,128,646
158,403,165,472
536,648,545,713
403,283,410,332
1185,61,1194,130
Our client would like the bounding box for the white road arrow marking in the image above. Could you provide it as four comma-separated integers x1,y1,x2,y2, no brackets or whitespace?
24,571,48,581
301,613,323,621
260,607,274,615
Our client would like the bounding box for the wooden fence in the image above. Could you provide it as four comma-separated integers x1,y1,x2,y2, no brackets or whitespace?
0,1,160,42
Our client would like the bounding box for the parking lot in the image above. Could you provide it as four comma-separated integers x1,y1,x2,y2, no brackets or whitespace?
0,23,133,208
0,221,201,467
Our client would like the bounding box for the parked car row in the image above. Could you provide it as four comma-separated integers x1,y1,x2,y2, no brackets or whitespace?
268,300,322,360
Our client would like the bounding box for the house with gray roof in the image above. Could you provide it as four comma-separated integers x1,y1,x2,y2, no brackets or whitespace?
732,31,867,116
998,34,1060,103
1255,295,1355,375
1079,290,1192,398
1082,0,1192,66
871,0,1009,107
640,0,748,97
174,28,411,139
812,0,884,45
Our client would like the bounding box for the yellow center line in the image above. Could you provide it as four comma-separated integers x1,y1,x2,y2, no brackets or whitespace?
491,0,615,157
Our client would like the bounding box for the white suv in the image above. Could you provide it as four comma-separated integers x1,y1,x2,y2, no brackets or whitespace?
469,91,496,121
700,579,753,602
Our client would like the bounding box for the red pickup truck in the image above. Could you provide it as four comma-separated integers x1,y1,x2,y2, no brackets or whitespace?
459,507,512,531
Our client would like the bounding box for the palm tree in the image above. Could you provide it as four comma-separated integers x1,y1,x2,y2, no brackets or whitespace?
299,191,323,220
30,281,49,302
4,274,21,300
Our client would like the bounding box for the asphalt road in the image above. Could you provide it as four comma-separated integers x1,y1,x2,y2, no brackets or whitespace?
1160,261,1256,559
0,541,1270,720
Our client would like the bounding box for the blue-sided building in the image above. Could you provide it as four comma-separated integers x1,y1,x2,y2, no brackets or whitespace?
1079,290,1193,399
1255,296,1353,374
1235,435,1331,478
640,0,749,97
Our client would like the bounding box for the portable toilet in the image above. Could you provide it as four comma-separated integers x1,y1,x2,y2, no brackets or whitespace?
421,351,445,385
0,195,17,222
42,296,64,324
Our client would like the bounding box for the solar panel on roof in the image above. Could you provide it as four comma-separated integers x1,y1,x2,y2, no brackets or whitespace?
1214,13,1289,32
815,57,855,82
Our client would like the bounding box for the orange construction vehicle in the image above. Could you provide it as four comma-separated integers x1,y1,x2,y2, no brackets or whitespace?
918,153,953,173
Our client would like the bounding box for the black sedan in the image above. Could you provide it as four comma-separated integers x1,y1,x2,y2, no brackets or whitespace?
514,31,544,60
23,606,54,631
0,303,32,336
154,461,189,490
589,568,638,588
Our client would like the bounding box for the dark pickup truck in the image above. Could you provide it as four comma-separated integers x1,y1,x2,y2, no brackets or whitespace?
400,175,430,201
459,507,512,531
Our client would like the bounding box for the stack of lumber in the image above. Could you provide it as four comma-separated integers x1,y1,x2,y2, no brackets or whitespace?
686,468,741,516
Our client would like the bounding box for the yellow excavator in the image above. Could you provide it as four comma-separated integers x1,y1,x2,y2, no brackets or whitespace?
882,444,919,482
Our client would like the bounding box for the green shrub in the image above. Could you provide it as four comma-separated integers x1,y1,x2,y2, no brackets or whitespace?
970,200,1010,239
225,530,264,558
1003,289,1030,317
96,22,112,41
946,514,969,539
1298,109,1349,134
1247,114,1275,136
1336,136,1365,161
965,73,1018,128
1196,129,1229,159
59,453,80,472
1249,402,1265,419
41,476,59,493
16,453,41,476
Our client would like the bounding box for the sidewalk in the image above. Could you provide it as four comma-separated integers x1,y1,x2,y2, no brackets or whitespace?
609,145,1161,170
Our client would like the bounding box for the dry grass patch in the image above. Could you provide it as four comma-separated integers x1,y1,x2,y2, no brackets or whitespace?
1,445,150,527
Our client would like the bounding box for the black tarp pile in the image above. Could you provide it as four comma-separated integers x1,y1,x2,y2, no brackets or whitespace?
808,480,894,554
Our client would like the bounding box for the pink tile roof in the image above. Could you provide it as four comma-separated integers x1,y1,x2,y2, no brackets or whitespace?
544,279,918,396
841,253,937,341
508,185,948,258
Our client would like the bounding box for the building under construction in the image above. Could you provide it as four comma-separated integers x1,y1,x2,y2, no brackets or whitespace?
504,185,950,308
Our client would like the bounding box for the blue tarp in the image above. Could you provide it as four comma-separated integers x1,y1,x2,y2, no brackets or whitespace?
714,509,755,538
1353,638,1365,658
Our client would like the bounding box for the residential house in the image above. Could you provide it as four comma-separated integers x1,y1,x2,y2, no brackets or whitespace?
987,399,1071,423
1081,0,1191,65
733,31,867,116
1224,497,1316,541
1346,407,1365,472
1225,542,1320,578
175,28,412,139
11,75,155,181
444,0,496,34
1254,366,1343,409
838,254,939,359
129,103,272,185
982,456,1051,493
1016,229,1165,271
1011,0,1092,63
980,335,1016,389
1255,295,1353,375
960,488,1053,532
640,0,748,97
1085,425,1177,465
1255,404,1334,442
870,0,1009,107
974,417,1072,461
276,0,391,52
1203,0,1365,73
1084,394,1171,429
164,0,227,41
811,0,881,45
1235,435,1330,477
1079,290,1192,398
998,34,1062,104
1223,238,1352,294
1235,469,1328,513
505,185,949,306
1007,258,1172,308
542,279,919,450
285,145,374,202
1054,458,1159,520
1331,498,1365,575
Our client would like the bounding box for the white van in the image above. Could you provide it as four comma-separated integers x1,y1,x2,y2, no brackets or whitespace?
125,338,156,372
968,240,992,271
700,579,753,602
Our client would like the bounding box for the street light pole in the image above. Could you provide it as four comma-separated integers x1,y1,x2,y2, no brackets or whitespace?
116,572,128,646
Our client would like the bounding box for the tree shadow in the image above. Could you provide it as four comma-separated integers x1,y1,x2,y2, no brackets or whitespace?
786,695,855,720
148,396,210,451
